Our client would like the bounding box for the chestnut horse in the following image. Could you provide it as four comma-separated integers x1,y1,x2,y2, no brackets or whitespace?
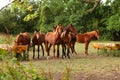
76,30,100,55
61,24,77,58
14,32,31,60
45,24,63,59
32,29,45,59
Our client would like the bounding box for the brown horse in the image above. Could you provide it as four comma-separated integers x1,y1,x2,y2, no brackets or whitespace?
61,24,77,58
14,32,31,60
45,24,63,59
76,30,100,55
32,29,45,59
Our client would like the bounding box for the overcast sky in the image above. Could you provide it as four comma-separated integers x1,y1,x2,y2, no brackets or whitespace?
0,0,107,10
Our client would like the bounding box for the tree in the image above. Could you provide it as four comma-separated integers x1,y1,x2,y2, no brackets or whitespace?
106,0,120,40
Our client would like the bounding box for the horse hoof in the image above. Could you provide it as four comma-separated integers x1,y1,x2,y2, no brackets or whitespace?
47,56,50,60
85,54,88,56
74,52,77,55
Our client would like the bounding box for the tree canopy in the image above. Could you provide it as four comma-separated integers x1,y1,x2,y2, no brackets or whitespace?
0,0,120,40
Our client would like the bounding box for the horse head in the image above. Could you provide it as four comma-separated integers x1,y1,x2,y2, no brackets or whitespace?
35,29,40,32
65,24,77,34
52,26,57,32
56,24,63,35
34,29,40,39
95,30,100,40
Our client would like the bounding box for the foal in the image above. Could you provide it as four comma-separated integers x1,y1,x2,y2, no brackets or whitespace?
32,29,45,59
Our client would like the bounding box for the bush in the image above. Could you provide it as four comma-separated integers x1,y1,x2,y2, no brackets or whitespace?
0,59,49,80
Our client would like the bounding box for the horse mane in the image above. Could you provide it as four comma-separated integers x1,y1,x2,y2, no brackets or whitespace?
64,24,73,31
52,26,57,32
95,30,99,35
35,29,40,32
15,33,24,45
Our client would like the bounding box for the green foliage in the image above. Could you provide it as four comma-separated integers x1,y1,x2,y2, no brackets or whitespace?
63,63,71,80
24,11,38,21
0,49,7,60
97,49,120,57
0,60,49,80
107,13,120,31
0,0,120,40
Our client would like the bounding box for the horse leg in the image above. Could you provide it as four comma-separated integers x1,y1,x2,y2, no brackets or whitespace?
41,44,44,56
33,45,35,59
26,45,29,60
45,41,49,58
85,42,90,55
38,45,40,59
45,41,48,54
47,43,52,60
72,42,77,55
67,44,70,59
62,44,66,59
57,45,60,58
23,51,26,60
53,45,55,58
70,43,74,54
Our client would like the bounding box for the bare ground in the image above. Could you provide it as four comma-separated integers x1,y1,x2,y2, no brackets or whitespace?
50,70,120,80
22,52,120,80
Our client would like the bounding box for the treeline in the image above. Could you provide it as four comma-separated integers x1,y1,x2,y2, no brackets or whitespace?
0,0,120,40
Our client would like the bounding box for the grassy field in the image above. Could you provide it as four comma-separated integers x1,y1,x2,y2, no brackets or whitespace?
1,33,120,80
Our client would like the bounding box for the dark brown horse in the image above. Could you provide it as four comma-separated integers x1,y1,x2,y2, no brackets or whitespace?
32,29,45,59
76,30,100,55
45,24,63,59
14,32,31,60
61,24,77,58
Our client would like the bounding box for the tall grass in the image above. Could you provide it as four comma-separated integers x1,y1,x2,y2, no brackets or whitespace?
0,59,50,80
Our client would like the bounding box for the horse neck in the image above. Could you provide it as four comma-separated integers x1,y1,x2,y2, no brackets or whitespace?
52,30,60,41
87,31,96,39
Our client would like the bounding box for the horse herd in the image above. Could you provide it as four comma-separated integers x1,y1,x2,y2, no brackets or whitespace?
14,24,100,60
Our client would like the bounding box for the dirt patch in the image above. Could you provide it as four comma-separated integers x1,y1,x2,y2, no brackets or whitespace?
22,53,120,80
51,71,120,80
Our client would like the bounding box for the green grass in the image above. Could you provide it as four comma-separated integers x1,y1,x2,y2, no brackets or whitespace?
22,41,120,74
1,33,120,79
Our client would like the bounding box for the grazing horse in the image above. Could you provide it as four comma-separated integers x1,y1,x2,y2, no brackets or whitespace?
61,24,77,58
14,32,31,60
32,29,45,59
76,30,100,55
45,24,63,59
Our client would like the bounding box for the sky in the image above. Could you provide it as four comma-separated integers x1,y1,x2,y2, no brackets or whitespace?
0,0,107,10
0,0,11,10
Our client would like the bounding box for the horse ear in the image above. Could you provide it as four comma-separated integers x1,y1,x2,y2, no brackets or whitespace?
58,24,62,26
35,29,40,32
53,26,57,29
96,30,99,33
70,23,73,26
53,26,55,28
35,29,37,31
19,32,22,35
14,40,16,43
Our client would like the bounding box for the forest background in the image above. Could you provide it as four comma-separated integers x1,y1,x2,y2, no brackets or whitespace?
0,0,120,41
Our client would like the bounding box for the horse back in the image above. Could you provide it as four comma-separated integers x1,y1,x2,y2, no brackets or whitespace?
45,32,60,44
40,33,45,42
76,33,88,43
32,32,45,45
15,32,30,45
61,31,71,44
